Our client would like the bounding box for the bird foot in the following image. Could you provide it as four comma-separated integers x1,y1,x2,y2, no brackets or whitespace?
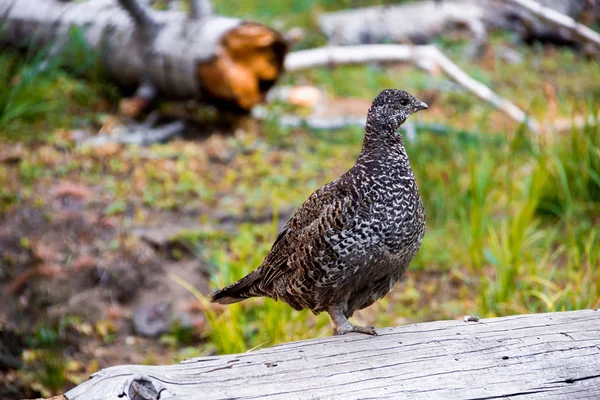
334,324,377,336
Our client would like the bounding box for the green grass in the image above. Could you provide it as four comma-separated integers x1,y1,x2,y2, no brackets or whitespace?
0,27,114,141
196,114,600,354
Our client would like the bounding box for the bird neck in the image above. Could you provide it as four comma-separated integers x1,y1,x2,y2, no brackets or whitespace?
356,120,412,175
362,117,406,155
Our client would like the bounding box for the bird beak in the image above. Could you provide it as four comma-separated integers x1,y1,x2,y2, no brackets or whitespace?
414,100,429,112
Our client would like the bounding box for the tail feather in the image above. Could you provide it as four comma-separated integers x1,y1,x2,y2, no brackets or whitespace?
210,269,264,304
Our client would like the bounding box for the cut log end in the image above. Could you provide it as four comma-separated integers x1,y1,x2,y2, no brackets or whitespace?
197,23,288,112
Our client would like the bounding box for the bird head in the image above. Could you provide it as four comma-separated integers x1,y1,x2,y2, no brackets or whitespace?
367,89,428,131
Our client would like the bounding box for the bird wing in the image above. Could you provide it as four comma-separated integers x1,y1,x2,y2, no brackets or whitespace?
259,178,358,289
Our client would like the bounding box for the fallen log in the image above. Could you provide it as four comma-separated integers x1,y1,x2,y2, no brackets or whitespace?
0,0,287,113
318,0,599,53
319,0,489,58
56,309,599,399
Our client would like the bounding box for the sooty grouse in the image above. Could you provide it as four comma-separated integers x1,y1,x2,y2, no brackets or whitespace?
211,89,428,335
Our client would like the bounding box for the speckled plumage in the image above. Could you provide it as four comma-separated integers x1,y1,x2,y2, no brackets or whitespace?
211,89,428,335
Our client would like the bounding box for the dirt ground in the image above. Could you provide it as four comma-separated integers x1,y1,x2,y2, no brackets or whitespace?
0,156,215,397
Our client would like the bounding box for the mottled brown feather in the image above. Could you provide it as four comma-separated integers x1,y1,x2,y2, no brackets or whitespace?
211,89,428,334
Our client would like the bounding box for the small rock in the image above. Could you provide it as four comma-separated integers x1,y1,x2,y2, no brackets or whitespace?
288,86,323,108
133,302,172,337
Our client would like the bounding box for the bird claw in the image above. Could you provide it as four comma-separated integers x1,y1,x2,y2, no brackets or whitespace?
334,324,378,336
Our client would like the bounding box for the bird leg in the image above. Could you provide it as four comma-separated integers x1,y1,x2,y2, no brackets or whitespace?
327,306,377,336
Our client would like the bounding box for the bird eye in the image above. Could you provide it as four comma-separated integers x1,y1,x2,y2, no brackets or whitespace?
399,99,409,107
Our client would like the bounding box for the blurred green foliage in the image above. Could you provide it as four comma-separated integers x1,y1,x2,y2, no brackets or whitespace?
200,115,600,353
0,27,115,141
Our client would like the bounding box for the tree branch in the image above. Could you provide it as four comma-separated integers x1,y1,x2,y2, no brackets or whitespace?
78,117,185,147
116,0,159,32
252,105,460,142
119,81,158,118
285,44,540,132
425,45,539,132
504,0,600,50
189,0,213,19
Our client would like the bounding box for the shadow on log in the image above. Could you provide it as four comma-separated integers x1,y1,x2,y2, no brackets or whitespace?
0,0,288,113
48,309,600,399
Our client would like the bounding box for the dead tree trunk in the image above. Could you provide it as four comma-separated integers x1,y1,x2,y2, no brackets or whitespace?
319,0,489,58
0,0,288,112
319,0,599,52
52,309,600,400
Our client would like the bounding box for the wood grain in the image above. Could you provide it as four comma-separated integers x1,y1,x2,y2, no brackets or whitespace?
64,309,600,399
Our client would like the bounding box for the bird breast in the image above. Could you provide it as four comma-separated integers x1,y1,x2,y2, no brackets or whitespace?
335,170,425,262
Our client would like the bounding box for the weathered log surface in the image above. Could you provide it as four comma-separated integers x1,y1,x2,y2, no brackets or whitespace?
65,309,600,399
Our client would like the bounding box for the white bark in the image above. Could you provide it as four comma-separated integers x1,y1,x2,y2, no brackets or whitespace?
117,0,159,32
63,309,600,400
78,120,185,146
0,0,233,97
285,45,540,132
319,0,488,57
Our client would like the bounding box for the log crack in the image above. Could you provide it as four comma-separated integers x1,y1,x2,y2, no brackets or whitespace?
466,389,552,400
551,374,600,385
